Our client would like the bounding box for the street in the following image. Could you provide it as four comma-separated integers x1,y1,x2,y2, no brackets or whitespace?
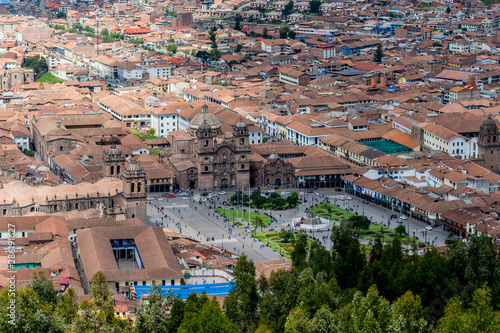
146,188,450,262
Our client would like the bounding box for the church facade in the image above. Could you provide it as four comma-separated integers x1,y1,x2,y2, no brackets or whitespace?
164,104,251,190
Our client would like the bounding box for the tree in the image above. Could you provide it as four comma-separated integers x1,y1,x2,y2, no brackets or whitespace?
310,0,321,13
331,221,365,289
224,254,260,332
235,44,243,53
196,50,209,63
286,192,299,207
279,229,295,243
167,298,185,333
279,25,296,39
388,291,427,333
436,287,500,333
306,305,335,333
0,287,65,333
167,43,178,53
234,13,242,31
22,56,48,76
189,297,239,333
348,215,370,230
135,285,173,333
28,271,58,308
56,11,66,19
395,225,405,236
74,271,118,332
55,287,78,325
446,6,452,13
284,306,309,333
23,149,35,157
291,233,308,271
101,28,109,37
433,42,443,47
262,27,269,39
373,44,383,63
283,0,294,16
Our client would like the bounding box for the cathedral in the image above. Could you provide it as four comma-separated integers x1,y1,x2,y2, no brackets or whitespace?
476,116,500,173
0,146,147,223
163,104,251,190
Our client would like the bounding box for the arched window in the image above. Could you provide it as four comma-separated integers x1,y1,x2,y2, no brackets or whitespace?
110,165,114,175
60,146,63,151
131,183,135,193
137,183,141,192
2,209,6,216
75,203,79,210
117,166,120,174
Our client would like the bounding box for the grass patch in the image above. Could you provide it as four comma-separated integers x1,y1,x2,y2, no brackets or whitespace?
149,148,161,156
309,202,354,221
251,231,317,260
36,73,64,83
130,128,162,140
214,208,271,226
360,224,426,248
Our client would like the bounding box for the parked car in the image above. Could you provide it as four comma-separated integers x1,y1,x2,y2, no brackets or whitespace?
179,192,190,197
208,193,217,198
335,188,343,192
268,189,275,193
146,196,154,201
201,192,209,196
425,226,433,231
397,219,403,223
338,196,345,200
363,200,368,204
346,196,353,200
219,191,226,195
400,215,407,220
283,191,290,195
390,214,398,219
166,194,176,198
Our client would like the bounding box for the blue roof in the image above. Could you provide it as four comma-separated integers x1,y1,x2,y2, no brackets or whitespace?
133,282,233,301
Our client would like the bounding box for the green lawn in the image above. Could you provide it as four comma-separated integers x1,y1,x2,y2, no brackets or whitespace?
130,128,162,140
213,208,271,226
309,202,354,221
251,231,316,260
360,224,426,248
149,148,161,156
36,73,64,83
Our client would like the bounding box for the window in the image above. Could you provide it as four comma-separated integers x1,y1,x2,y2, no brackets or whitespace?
223,162,226,168
241,164,245,169
143,281,146,286
205,166,208,171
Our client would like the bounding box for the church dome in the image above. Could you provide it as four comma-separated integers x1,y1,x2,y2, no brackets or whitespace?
107,145,121,156
126,160,142,172
190,104,221,130
481,116,497,129
235,120,247,129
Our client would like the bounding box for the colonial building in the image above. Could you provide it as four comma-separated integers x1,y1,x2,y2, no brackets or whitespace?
0,155,147,223
475,116,500,173
163,104,250,190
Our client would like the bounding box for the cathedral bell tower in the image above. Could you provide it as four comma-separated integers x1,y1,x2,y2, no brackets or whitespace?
233,119,250,150
122,160,146,198
102,145,125,178
478,116,500,173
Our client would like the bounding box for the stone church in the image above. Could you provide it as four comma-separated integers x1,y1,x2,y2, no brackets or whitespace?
163,104,251,190
476,116,500,173
0,146,147,223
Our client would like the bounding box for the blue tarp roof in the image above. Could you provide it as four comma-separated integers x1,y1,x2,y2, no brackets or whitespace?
133,282,233,301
